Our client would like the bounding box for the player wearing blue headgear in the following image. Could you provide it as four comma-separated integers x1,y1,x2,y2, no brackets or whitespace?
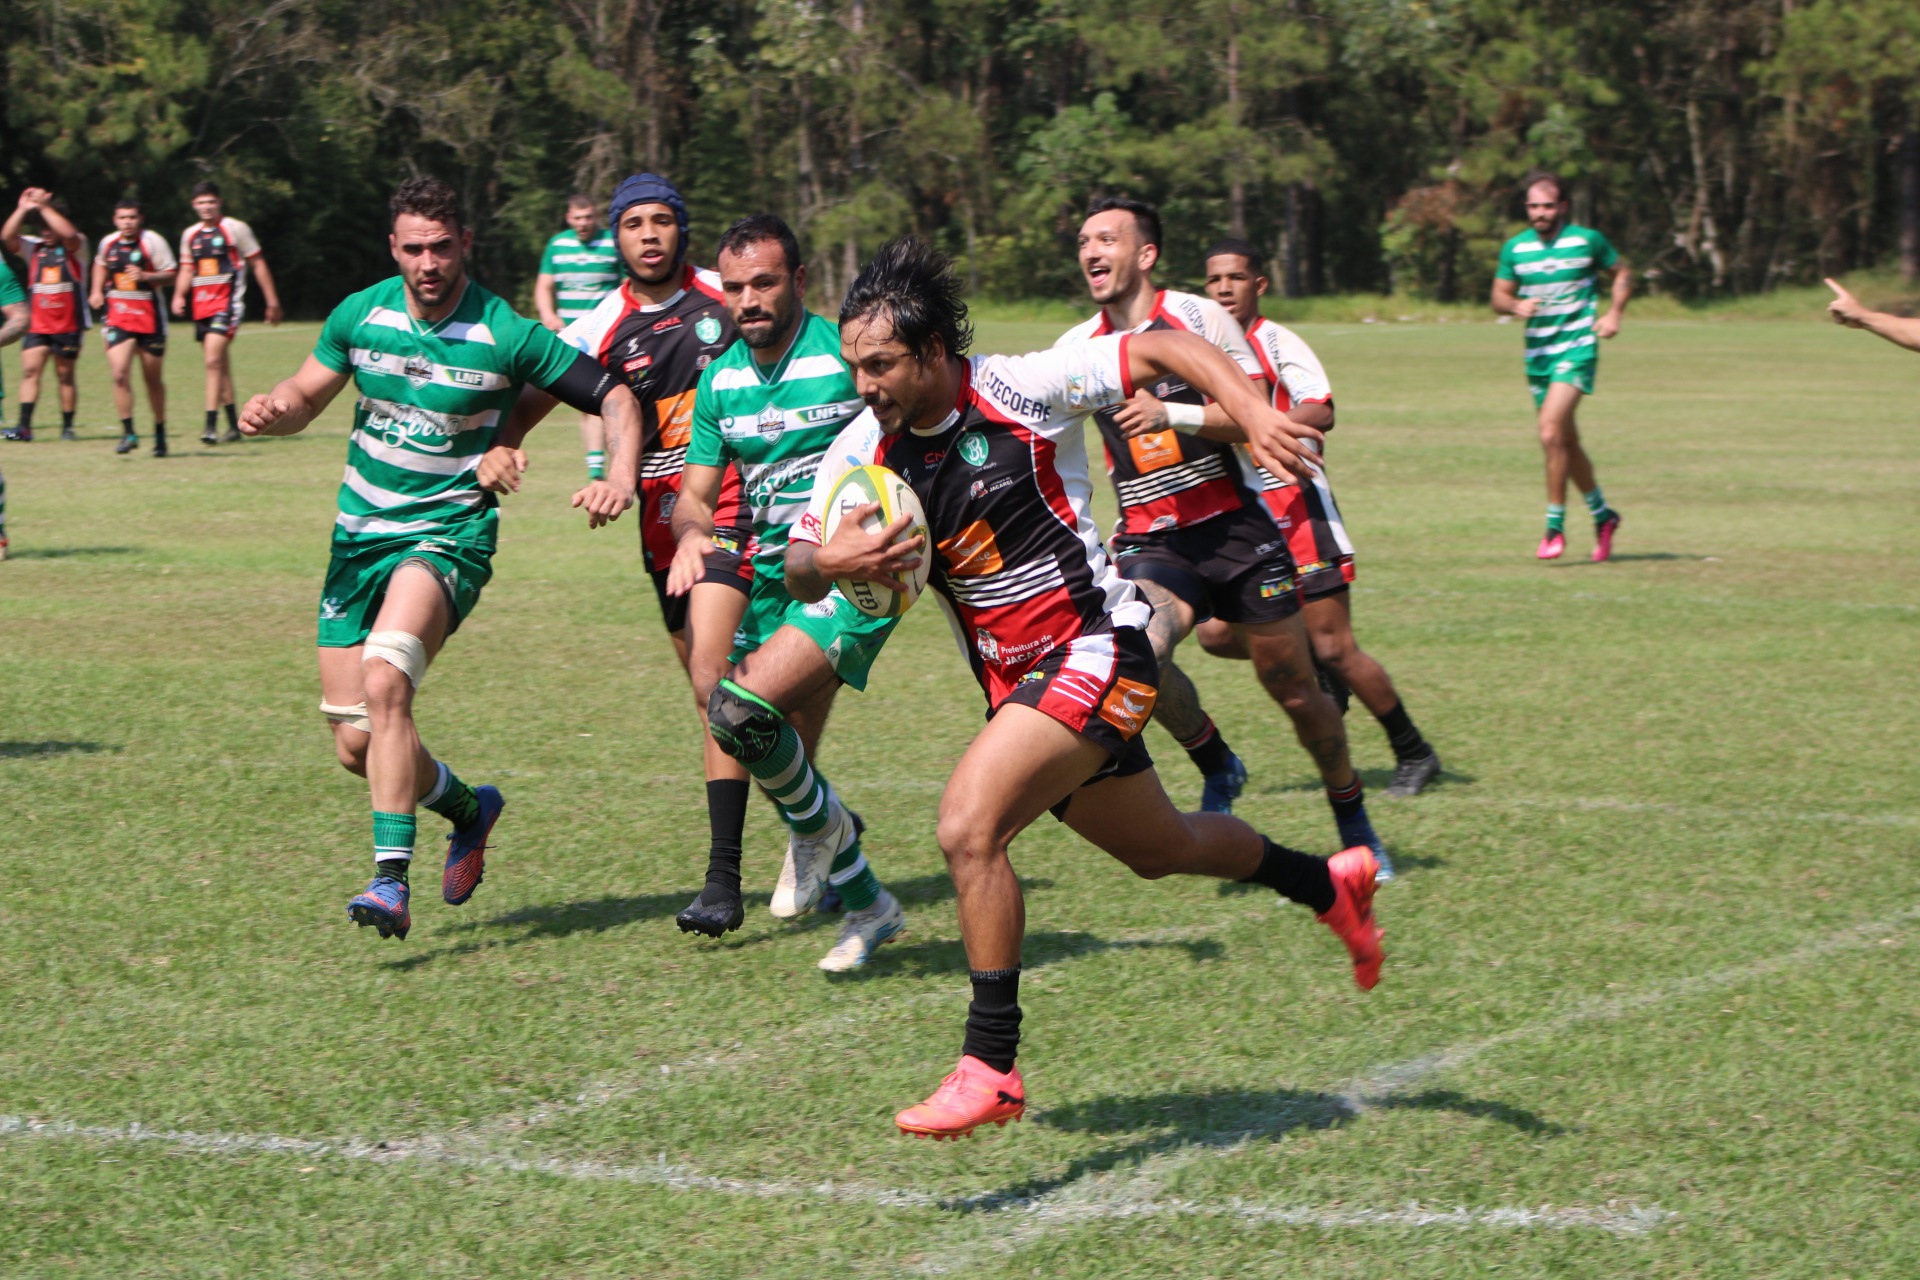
493,175,776,940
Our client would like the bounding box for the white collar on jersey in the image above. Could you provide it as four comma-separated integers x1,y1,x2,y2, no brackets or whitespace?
626,268,693,314
910,406,960,438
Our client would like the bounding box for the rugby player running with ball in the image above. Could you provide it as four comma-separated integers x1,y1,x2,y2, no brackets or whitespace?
239,177,643,941
790,238,1384,1139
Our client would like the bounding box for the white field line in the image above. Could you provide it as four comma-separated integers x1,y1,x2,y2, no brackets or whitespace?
1493,794,1920,831
0,1114,1666,1239
11,908,1910,1246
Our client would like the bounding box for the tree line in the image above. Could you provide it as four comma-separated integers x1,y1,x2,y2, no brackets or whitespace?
3,0,1915,319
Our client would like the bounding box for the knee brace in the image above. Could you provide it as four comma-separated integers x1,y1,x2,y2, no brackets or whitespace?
707,679,783,764
363,630,429,688
320,700,371,733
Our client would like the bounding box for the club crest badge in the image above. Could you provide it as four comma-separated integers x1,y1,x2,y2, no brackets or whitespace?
404,353,433,389
695,315,723,344
757,403,785,440
957,431,989,467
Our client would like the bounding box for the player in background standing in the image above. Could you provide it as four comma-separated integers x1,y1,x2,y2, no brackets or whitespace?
668,214,907,968
237,177,643,943
90,199,176,456
533,194,622,481
492,174,759,937
1491,173,1629,562
1058,198,1389,875
1,189,88,443
790,237,1383,1138
0,258,28,557
1195,239,1441,797
1824,277,1920,353
173,180,282,446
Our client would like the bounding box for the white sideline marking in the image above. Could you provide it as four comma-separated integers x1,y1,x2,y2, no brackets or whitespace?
1339,899,1920,1112
1498,794,1919,831
0,1115,1664,1237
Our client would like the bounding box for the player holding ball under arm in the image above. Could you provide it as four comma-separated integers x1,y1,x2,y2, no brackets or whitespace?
786,238,1386,1140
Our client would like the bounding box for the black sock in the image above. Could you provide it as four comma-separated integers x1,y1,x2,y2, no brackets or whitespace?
1375,700,1429,761
1177,715,1234,776
1239,837,1335,912
153,423,167,446
205,410,219,433
699,778,750,903
376,857,410,887
224,403,238,430
120,418,134,437
61,410,73,431
153,420,165,436
961,968,1022,1074
18,402,34,431
1327,774,1365,823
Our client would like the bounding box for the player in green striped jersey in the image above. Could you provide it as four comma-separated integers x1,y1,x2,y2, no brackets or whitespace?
240,177,643,942
669,214,907,970
1493,173,1630,563
535,194,623,482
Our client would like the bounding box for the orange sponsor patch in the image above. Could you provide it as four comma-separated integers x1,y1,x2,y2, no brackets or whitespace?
655,388,697,449
39,267,62,285
114,271,140,292
938,518,1003,576
1126,430,1182,473
1097,677,1158,738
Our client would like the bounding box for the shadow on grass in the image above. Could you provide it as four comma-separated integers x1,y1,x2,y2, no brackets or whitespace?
6,546,141,560
0,739,119,758
1357,764,1477,792
828,927,1225,983
1549,552,1714,566
944,1085,1562,1212
381,890,760,970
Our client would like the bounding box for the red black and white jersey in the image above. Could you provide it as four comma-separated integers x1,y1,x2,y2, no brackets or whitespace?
1240,316,1352,563
796,337,1150,706
20,235,89,335
561,265,746,565
179,217,260,321
1056,289,1265,536
96,230,176,335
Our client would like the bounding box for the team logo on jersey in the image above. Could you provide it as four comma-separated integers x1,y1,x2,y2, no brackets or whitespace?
696,354,713,369
1258,576,1296,599
957,432,989,467
1016,668,1048,687
652,315,682,333
695,315,722,344
404,354,433,388
970,479,988,499
625,356,651,374
939,519,1003,576
1097,678,1158,738
757,403,785,440
319,597,348,621
659,491,678,522
974,628,1000,664
1148,514,1179,532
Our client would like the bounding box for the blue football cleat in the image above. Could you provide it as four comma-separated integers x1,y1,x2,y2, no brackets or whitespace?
442,785,503,906
1335,807,1395,883
348,876,412,940
1199,752,1248,814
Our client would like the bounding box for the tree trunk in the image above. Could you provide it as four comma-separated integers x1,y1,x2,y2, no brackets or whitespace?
1686,96,1728,290
1900,105,1919,283
1227,23,1245,239
1282,182,1303,298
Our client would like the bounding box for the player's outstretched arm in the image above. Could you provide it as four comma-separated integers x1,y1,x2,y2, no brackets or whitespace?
0,192,34,255
1826,278,1920,353
239,355,350,437
568,382,640,528
482,384,559,495
26,191,82,256
1126,329,1322,480
785,507,921,604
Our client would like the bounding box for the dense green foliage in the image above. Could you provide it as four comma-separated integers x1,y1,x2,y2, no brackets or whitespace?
3,0,1918,315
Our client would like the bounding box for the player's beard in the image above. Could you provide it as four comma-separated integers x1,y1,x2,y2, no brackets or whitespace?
738,300,797,351
406,263,464,312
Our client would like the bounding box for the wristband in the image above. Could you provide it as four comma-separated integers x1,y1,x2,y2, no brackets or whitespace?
1165,402,1207,434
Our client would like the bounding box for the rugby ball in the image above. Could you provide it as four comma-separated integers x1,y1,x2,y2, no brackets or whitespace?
821,464,931,618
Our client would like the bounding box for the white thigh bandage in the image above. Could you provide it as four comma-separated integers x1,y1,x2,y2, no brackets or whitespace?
320,700,371,733
363,629,429,688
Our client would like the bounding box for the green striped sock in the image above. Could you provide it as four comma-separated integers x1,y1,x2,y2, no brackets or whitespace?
1582,487,1611,521
828,843,881,911
372,811,416,872
419,760,480,830
747,720,836,838
1545,503,1566,534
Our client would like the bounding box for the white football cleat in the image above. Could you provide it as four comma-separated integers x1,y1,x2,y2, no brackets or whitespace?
770,801,852,919
818,889,906,972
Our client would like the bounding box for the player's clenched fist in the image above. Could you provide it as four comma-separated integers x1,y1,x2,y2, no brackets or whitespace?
477,446,529,494
238,394,289,436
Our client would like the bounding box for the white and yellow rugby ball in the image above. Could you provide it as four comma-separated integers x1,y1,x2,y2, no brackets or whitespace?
821,464,931,618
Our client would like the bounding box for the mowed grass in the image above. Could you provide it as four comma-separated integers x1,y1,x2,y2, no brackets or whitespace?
1,309,1916,1278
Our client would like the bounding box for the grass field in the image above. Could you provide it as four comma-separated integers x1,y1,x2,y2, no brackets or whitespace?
2,309,1916,1278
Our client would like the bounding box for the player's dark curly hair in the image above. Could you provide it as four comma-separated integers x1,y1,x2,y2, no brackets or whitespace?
390,177,463,230
1205,237,1264,273
839,236,973,363
190,180,221,199
1522,171,1567,202
716,214,802,275
1087,196,1162,252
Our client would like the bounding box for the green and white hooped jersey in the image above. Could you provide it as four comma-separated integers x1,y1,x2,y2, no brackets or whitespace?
1495,223,1619,376
685,311,865,577
538,229,622,322
313,276,579,550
